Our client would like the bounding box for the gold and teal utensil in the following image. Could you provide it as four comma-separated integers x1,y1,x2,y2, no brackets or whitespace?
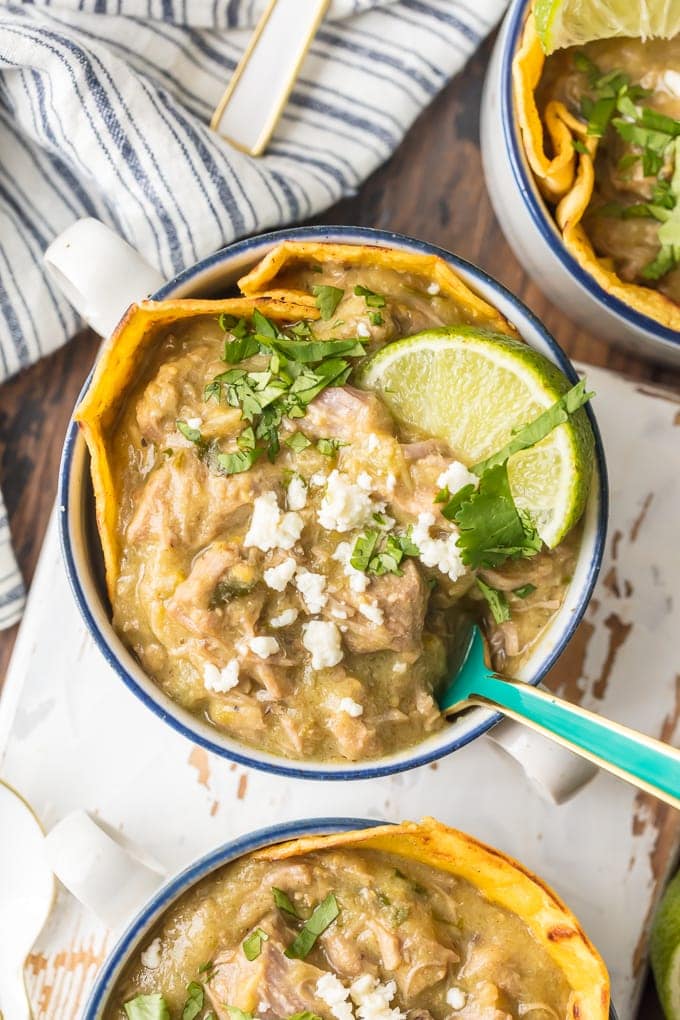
440,626,680,809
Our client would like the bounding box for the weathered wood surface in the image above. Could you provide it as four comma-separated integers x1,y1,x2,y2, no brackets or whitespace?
1,32,679,1018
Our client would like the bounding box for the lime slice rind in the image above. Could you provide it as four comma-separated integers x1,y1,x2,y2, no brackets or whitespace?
534,0,680,54
357,326,594,549
652,870,680,1020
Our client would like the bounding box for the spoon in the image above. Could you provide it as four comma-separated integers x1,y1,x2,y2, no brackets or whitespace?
440,626,680,809
0,781,55,1020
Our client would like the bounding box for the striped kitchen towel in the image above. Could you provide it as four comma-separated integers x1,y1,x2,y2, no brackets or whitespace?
0,0,507,628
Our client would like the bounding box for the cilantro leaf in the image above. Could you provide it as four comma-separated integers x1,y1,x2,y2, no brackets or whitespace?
285,431,312,452
312,285,344,320
285,893,339,959
369,310,383,325
216,448,263,475
471,379,593,476
252,308,282,339
223,334,260,363
350,527,419,576
513,583,536,599
243,927,269,961
350,530,380,571
476,578,510,624
227,1010,255,1020
176,420,203,445
123,995,170,1020
453,464,542,569
268,337,365,363
272,887,300,917
353,284,386,308
182,982,204,1020
316,437,345,457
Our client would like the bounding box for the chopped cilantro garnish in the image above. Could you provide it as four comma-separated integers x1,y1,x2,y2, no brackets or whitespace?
252,307,282,340
265,337,365,363
176,420,203,445
369,310,383,326
313,284,344,320
285,892,339,959
272,886,300,917
354,284,386,308
471,380,593,477
123,995,170,1020
198,960,214,976
216,448,263,475
572,139,589,155
289,1013,324,1020
350,527,419,576
243,927,269,961
286,431,312,452
513,583,537,599
476,578,510,624
223,333,260,363
181,982,204,1020
316,437,345,457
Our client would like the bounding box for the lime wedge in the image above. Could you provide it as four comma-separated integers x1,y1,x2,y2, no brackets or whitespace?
356,327,594,548
534,0,680,54
651,870,680,1020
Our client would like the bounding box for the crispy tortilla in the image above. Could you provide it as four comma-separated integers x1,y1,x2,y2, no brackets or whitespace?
256,818,611,1020
513,10,680,331
75,296,319,599
237,240,518,336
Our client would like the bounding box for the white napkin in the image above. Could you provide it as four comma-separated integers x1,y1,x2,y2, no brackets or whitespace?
0,0,508,627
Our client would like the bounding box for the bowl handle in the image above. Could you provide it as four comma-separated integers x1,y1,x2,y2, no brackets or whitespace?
487,709,598,805
44,218,165,337
44,810,166,931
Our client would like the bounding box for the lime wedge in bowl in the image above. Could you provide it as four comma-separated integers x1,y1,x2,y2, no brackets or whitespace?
534,0,680,54
356,326,594,549
652,870,680,1020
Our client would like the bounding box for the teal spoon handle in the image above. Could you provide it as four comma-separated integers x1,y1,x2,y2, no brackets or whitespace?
467,673,680,809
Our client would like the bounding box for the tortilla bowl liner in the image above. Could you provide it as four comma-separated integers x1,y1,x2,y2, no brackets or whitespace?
237,240,518,337
253,817,610,1020
513,10,680,333
75,295,320,600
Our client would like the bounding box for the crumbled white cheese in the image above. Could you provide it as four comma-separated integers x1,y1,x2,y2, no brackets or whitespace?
411,512,466,582
303,620,343,669
270,607,299,628
338,696,364,717
643,69,680,97
295,568,328,614
318,470,374,533
255,690,275,702
310,471,328,487
350,975,405,1020
357,471,373,492
317,973,354,1020
446,988,466,1010
392,661,407,674
140,937,162,969
248,636,280,659
333,541,369,593
385,472,396,495
358,600,384,625
263,556,297,592
245,492,303,552
436,460,479,496
427,281,440,295
203,659,240,693
366,432,380,453
330,606,349,620
185,416,202,429
287,474,308,511
357,320,371,338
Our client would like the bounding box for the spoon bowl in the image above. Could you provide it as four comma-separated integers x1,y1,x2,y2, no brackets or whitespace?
440,626,680,810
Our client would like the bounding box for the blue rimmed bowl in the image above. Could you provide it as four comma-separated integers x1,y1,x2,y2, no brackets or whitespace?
58,224,608,781
81,816,618,1020
480,0,680,367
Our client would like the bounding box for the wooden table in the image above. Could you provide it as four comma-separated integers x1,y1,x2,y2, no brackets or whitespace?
0,31,678,1020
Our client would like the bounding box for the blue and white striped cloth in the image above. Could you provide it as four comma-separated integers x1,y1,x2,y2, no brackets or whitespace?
0,0,506,628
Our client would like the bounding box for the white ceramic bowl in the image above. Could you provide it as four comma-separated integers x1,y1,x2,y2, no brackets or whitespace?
81,816,619,1020
56,223,607,781
480,0,680,367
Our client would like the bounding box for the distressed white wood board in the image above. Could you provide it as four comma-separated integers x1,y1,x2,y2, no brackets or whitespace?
1,363,679,1020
